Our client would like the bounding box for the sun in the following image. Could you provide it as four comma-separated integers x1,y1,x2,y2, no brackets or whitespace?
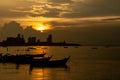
37,25,47,32
31,22,52,32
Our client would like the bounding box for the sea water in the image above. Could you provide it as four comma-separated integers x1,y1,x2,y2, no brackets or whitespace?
0,46,120,80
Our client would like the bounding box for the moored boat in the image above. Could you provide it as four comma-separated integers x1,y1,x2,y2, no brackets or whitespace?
16,53,46,58
47,56,70,67
16,56,52,64
30,56,70,67
0,53,46,63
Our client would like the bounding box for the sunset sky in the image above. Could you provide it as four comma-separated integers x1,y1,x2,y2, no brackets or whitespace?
0,0,120,45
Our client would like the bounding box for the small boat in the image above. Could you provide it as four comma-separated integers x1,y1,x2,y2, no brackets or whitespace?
17,53,46,57
0,53,46,63
0,54,17,63
14,53,48,64
30,56,70,67
15,56,52,64
47,56,70,67
91,47,98,49
31,56,52,63
28,47,36,50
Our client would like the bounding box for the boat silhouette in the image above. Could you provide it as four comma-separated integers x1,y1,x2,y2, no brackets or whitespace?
0,53,70,68
30,56,70,67
0,53,46,64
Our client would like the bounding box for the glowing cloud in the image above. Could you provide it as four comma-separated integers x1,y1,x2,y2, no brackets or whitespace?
28,22,52,32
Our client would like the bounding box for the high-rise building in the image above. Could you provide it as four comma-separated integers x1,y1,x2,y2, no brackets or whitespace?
47,34,52,43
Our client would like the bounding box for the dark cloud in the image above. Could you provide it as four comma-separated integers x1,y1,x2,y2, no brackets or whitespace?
47,18,120,28
0,9,31,18
48,20,83,28
62,0,120,18
30,7,62,17
102,17,120,21
0,0,45,18
0,21,23,40
0,21,33,40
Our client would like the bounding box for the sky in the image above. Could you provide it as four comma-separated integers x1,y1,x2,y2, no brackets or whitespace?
0,0,120,45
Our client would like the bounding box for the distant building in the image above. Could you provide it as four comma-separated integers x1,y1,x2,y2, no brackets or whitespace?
47,34,52,43
2,34,25,46
37,39,40,43
27,37,36,44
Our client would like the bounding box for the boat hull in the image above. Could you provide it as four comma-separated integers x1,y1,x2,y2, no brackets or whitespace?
0,53,46,64
30,57,70,67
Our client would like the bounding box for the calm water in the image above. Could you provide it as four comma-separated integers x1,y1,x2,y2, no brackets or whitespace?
1,46,120,80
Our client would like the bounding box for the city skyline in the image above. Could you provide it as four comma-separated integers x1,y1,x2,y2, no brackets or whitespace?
0,33,80,46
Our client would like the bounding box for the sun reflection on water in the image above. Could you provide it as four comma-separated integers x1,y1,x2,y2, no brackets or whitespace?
33,46,50,56
30,68,50,80
30,67,69,80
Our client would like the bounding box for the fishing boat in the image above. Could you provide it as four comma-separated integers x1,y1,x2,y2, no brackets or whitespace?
25,47,36,51
30,56,70,67
15,56,52,64
0,53,46,63
28,47,36,50
48,56,70,66
16,53,46,58
0,54,17,63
